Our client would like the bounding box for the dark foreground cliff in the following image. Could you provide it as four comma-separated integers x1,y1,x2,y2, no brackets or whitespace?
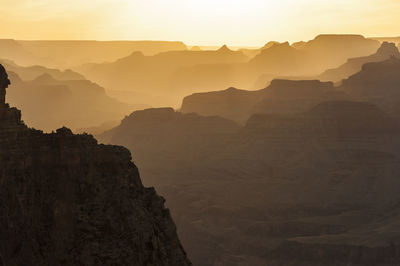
0,65,190,265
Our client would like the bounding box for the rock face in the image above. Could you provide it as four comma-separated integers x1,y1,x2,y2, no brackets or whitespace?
247,101,396,138
5,67,135,132
77,47,249,107
181,79,346,124
100,107,239,166
319,42,400,82
0,64,10,103
249,35,380,76
101,100,400,265
181,87,266,123
0,65,191,265
340,57,400,113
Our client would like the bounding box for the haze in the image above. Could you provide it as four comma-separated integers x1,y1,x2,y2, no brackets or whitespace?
1,0,400,46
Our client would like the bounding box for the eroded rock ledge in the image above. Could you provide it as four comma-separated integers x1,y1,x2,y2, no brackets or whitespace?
0,64,191,265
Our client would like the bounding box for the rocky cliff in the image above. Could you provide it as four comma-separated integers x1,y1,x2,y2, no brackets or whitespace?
340,57,400,113
0,64,191,265
101,100,400,265
319,42,400,82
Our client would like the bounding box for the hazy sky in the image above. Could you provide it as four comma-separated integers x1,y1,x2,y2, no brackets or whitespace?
1,0,399,46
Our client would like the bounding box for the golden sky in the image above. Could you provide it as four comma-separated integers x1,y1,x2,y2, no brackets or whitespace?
1,0,399,46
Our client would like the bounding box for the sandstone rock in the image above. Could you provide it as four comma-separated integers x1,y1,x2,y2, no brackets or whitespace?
0,65,191,265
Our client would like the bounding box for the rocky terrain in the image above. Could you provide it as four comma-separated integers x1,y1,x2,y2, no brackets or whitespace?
76,45,249,106
99,54,400,265
0,58,85,81
5,69,136,132
182,55,400,125
0,65,191,265
77,35,379,107
319,42,400,82
249,34,380,77
99,100,400,265
181,79,346,124
339,57,400,114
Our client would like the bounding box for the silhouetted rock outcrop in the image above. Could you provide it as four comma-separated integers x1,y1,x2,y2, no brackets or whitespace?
0,65,191,265
6,68,135,132
0,64,10,104
250,35,380,76
0,59,85,81
77,47,249,106
320,42,400,82
340,57,400,113
247,101,395,138
181,79,346,123
181,87,266,123
101,97,400,265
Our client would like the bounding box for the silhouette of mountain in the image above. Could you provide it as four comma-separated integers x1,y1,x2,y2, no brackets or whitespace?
240,41,287,58
99,99,400,265
250,35,380,76
6,71,135,131
181,87,265,123
340,57,400,114
319,42,400,82
0,65,191,265
0,59,85,81
74,35,381,107
0,39,188,68
181,79,347,123
0,39,57,67
77,48,249,106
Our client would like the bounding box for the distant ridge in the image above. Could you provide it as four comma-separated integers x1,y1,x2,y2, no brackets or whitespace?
319,42,400,82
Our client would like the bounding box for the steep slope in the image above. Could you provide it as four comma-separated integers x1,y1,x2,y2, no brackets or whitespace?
181,79,346,124
0,59,85,81
75,35,379,107
249,35,380,76
0,65,190,265
319,42,400,82
181,87,266,123
77,46,248,106
239,41,281,58
340,57,400,113
0,39,57,67
6,72,135,132
100,99,400,265
100,108,239,164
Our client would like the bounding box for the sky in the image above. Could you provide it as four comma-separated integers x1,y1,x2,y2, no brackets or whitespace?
0,0,399,46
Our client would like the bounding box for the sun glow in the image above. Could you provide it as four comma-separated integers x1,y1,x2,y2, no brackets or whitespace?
0,0,399,46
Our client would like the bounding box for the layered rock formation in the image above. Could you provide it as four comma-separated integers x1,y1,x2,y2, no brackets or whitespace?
181,79,346,124
249,35,380,76
319,42,400,82
0,58,85,81
340,57,400,113
76,46,249,106
0,65,191,265
100,99,400,265
6,70,135,132
76,35,379,107
181,87,266,123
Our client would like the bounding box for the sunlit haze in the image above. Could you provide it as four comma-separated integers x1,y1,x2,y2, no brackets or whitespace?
1,0,399,45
